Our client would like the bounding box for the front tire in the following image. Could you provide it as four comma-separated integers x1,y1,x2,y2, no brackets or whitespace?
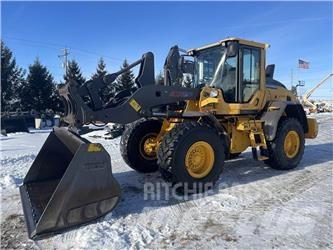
264,118,305,170
157,122,225,193
120,119,162,173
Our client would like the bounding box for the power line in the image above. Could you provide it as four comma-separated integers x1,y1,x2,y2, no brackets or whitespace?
2,35,123,62
2,38,60,51
70,48,123,61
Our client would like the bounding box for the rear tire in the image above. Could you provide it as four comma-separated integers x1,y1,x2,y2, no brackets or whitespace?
157,122,225,193
120,119,162,173
264,118,305,170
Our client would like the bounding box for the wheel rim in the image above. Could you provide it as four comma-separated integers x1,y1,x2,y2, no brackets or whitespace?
139,133,158,160
284,131,300,158
185,141,215,179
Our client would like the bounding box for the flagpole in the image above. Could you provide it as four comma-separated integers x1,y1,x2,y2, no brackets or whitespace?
290,68,294,88
296,62,300,96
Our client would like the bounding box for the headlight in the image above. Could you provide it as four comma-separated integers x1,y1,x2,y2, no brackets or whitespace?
209,89,219,98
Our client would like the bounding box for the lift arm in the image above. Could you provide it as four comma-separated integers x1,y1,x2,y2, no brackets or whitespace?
59,51,199,128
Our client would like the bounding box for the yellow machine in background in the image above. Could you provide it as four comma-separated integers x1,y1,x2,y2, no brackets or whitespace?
301,73,333,113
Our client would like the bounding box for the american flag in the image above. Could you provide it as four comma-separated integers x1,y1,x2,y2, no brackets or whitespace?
298,59,310,69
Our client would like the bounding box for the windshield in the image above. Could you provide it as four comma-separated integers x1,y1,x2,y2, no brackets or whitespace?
193,46,226,86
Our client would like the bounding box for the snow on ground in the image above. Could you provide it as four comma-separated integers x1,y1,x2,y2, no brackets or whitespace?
1,114,332,249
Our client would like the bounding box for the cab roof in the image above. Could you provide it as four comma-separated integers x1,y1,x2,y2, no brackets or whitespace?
188,37,269,54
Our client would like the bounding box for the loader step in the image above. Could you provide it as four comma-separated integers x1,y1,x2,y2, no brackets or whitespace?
252,147,269,161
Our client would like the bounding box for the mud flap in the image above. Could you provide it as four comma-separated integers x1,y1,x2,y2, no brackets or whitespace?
19,127,121,239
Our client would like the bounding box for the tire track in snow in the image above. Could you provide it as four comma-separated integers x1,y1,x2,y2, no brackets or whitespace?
234,167,331,221
1,153,36,167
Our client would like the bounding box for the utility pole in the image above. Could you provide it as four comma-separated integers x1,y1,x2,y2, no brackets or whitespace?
295,80,305,98
58,48,70,75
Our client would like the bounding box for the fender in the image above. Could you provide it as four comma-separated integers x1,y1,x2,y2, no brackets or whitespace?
261,101,308,141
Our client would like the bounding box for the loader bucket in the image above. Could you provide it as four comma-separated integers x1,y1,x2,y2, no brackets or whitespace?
19,127,121,239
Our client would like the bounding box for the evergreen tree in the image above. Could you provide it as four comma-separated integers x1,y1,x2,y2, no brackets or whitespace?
20,58,56,112
49,89,64,113
91,57,115,102
91,58,107,80
115,59,135,90
1,41,25,111
64,60,86,85
156,71,165,85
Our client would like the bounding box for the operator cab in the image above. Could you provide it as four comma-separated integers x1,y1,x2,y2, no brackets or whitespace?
188,38,268,104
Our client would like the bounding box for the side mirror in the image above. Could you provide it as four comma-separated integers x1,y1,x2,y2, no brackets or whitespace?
265,64,275,78
226,42,239,57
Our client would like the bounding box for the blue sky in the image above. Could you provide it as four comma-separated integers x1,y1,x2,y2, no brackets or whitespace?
2,1,332,99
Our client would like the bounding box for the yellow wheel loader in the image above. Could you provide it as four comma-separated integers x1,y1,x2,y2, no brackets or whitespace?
19,38,318,239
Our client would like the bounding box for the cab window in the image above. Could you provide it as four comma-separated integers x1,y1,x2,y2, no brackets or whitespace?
242,48,260,102
220,56,237,102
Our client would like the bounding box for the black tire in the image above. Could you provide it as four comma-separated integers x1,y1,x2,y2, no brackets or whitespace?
264,118,305,170
157,122,225,193
120,118,162,173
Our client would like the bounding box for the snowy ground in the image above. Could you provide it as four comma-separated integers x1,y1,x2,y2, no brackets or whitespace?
1,114,332,249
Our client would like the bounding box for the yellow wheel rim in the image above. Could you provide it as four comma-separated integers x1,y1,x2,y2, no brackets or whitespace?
284,131,300,158
185,141,215,179
139,133,158,160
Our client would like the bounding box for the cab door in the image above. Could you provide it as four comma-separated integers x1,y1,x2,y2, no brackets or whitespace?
217,44,266,115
